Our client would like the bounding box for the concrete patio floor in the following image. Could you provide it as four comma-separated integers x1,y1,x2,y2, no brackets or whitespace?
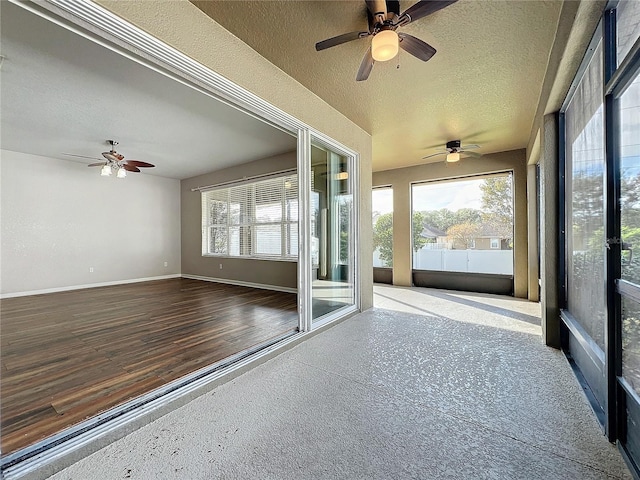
49,285,631,479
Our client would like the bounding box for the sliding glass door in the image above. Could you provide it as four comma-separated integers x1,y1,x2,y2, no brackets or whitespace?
616,64,640,466
310,142,356,321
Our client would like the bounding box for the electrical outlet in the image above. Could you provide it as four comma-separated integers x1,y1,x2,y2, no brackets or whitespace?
89,267,94,273
164,262,168,267
219,263,223,270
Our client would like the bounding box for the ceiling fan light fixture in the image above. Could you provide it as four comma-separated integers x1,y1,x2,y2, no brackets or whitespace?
116,167,127,178
371,30,399,62
100,164,112,176
446,152,460,163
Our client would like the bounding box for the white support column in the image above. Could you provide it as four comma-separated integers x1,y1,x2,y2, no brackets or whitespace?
297,128,312,332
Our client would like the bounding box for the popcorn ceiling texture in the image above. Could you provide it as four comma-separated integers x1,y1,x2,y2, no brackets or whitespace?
193,0,564,172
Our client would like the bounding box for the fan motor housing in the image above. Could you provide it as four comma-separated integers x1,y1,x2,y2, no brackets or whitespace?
446,140,461,150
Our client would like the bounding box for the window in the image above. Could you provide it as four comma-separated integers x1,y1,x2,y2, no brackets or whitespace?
372,187,393,267
411,173,514,275
201,173,298,260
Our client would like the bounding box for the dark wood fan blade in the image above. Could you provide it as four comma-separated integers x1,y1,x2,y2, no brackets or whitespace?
316,31,369,51
460,150,482,158
123,164,141,172
87,162,106,167
397,0,457,26
125,160,155,168
63,153,100,160
398,33,436,61
102,151,121,162
422,151,447,159
356,47,375,81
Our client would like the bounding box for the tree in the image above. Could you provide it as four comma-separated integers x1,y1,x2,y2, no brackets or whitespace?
207,200,228,253
419,208,482,233
454,208,483,226
420,208,459,233
339,197,352,263
480,176,513,245
446,222,481,249
373,213,394,266
621,175,640,229
373,211,428,267
412,211,429,252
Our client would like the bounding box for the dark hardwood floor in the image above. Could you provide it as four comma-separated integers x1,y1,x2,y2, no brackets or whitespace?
0,278,298,455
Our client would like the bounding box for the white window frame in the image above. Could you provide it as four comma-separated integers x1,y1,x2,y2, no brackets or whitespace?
490,238,500,249
201,173,298,261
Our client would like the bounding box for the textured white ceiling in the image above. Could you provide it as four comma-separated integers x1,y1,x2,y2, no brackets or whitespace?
0,2,297,180
193,0,563,171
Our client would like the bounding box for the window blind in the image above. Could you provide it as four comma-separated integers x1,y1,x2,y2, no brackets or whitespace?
201,173,298,260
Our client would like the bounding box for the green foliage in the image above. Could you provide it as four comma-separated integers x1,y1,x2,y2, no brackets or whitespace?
373,213,394,267
420,209,458,232
420,208,481,233
339,197,352,263
446,222,481,249
620,177,640,359
480,176,513,244
412,211,428,253
373,211,428,267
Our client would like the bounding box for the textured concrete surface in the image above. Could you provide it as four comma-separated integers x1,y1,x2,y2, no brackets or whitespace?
50,286,631,479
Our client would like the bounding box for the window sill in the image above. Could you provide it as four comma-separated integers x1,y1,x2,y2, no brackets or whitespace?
202,254,298,263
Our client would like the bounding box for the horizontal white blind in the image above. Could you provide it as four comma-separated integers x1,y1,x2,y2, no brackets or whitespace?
201,174,298,259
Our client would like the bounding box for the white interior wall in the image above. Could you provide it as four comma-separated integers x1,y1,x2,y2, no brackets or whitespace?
0,150,181,295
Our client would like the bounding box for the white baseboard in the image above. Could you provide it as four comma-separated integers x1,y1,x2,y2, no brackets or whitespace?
182,274,297,294
0,274,182,299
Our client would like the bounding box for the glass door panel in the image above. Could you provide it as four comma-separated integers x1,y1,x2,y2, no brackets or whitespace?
622,296,640,394
618,67,640,467
310,144,355,320
565,41,606,351
562,40,607,415
620,73,640,285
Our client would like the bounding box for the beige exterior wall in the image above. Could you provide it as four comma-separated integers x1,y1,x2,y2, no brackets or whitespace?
95,0,374,309
471,238,504,251
373,149,528,299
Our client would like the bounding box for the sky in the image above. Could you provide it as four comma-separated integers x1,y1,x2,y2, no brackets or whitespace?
372,178,484,215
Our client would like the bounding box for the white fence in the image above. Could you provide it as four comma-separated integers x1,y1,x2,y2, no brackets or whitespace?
373,250,386,268
413,249,513,275
373,248,513,275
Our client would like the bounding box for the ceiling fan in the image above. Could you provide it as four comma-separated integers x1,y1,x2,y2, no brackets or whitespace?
422,140,482,162
315,0,458,81
63,140,155,178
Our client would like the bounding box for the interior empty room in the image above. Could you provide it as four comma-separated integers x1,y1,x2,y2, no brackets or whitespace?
1,0,640,478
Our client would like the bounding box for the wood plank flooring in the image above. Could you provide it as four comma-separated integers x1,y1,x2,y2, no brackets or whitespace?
0,278,298,455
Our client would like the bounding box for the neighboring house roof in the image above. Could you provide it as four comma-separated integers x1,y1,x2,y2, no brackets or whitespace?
477,224,511,238
420,224,447,238
420,223,511,239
